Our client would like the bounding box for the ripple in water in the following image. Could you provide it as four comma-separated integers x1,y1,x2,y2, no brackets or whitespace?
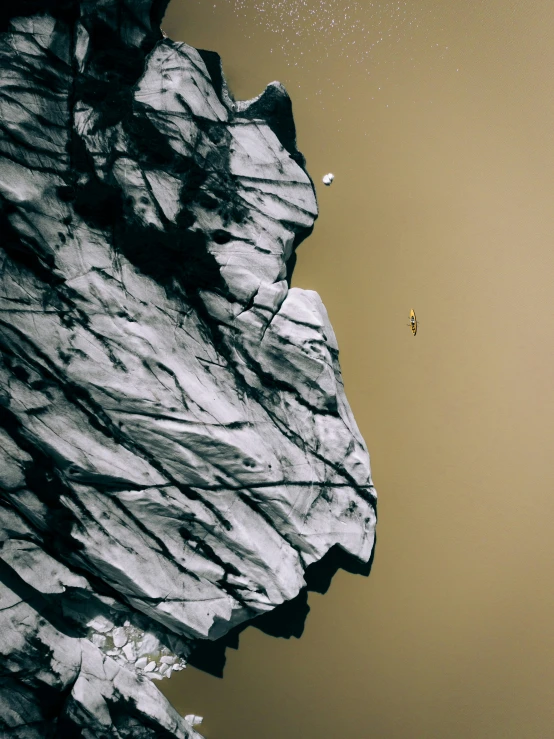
226,0,433,70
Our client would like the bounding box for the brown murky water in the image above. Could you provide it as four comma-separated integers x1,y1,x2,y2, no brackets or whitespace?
159,2,554,737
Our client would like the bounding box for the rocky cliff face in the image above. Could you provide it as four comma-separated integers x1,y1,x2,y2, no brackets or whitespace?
0,1,377,736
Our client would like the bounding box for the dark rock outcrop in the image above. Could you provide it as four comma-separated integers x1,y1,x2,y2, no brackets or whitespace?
0,1,377,735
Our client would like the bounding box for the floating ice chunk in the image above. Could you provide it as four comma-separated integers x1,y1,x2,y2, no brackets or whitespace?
322,173,334,186
88,616,113,633
112,627,128,648
136,633,161,657
144,661,157,673
122,642,137,662
185,715,204,726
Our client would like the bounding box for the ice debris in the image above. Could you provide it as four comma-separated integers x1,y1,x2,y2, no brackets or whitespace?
185,715,204,726
87,620,186,680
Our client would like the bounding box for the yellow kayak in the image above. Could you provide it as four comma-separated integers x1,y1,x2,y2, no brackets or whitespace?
409,309,417,336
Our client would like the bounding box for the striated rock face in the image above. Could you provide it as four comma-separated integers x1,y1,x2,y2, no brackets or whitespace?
0,0,377,735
